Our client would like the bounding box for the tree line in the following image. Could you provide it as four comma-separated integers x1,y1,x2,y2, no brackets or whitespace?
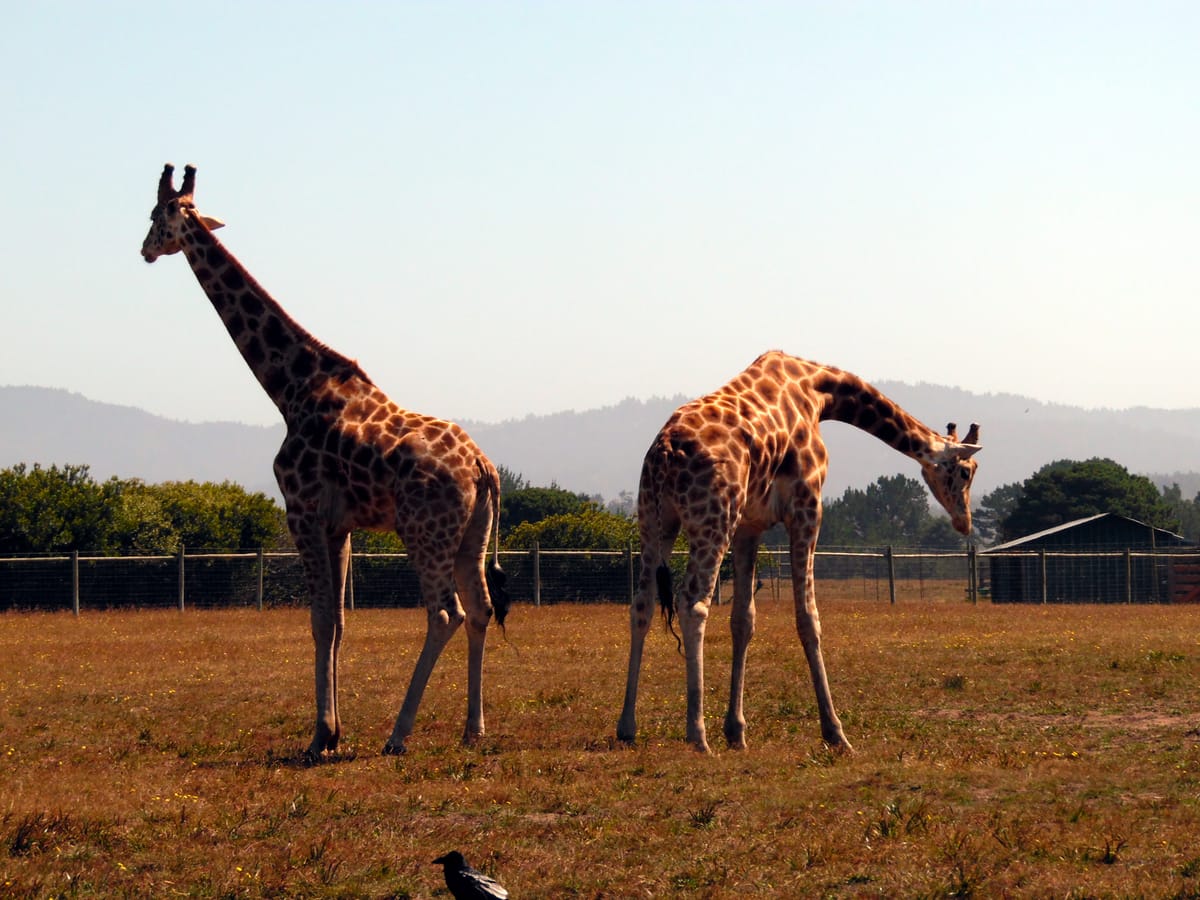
0,463,286,555
2,457,1197,556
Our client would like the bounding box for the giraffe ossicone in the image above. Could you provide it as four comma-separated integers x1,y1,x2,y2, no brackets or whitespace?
142,163,509,760
617,350,982,754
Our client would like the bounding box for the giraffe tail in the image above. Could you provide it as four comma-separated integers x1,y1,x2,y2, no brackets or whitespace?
656,563,682,655
484,465,510,630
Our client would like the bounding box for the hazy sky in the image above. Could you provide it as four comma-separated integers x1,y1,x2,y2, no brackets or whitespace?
2,2,1196,428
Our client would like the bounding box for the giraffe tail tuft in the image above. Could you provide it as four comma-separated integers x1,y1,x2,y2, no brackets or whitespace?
656,563,682,654
487,563,510,629
484,461,510,632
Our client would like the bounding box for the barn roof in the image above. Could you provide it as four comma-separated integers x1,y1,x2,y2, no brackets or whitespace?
984,512,1188,553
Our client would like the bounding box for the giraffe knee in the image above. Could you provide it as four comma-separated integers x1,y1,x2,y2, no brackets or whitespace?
430,604,465,635
466,604,493,632
730,614,754,643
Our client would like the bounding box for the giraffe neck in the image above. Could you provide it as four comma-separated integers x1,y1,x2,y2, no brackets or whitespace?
812,367,945,463
177,211,370,418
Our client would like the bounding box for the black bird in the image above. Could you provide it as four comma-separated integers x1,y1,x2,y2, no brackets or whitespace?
433,850,509,899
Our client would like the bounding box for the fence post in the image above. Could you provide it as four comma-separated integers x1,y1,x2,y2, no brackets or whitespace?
71,550,80,616
346,548,355,611
177,545,186,611
532,540,541,607
626,542,635,606
885,546,896,605
1124,548,1133,604
1039,548,1048,604
967,544,977,604
256,546,265,611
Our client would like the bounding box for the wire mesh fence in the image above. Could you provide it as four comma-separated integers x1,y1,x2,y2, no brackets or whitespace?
2,545,1197,613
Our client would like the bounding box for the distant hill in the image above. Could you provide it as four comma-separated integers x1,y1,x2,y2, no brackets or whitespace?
0,387,285,500
3,384,1198,506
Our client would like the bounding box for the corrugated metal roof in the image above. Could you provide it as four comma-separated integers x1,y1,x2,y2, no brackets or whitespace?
984,512,1186,553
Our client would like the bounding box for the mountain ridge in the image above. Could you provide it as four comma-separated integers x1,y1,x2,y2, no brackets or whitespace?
4,384,1198,505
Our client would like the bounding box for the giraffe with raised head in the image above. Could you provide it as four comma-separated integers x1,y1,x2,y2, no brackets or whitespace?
141,163,509,760
617,350,981,753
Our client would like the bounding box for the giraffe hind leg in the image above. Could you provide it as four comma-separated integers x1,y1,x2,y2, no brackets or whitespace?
383,565,464,755
723,531,760,750
617,508,680,745
679,542,728,754
617,549,667,744
455,540,495,744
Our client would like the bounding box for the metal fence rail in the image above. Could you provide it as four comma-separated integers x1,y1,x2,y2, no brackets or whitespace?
2,545,1197,613
983,547,1200,604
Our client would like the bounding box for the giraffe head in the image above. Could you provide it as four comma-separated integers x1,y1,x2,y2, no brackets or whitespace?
141,163,225,263
918,422,982,534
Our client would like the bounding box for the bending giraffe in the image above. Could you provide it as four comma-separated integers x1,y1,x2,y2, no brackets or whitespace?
141,164,508,760
617,351,981,753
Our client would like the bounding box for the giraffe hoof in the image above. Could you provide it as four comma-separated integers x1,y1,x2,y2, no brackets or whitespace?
826,739,855,756
381,741,407,757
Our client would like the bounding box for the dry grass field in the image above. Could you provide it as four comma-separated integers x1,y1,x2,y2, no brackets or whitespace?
2,589,1200,898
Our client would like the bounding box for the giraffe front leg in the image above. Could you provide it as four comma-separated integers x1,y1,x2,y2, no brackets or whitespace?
308,599,341,759
296,531,347,762
791,535,853,754
326,534,351,751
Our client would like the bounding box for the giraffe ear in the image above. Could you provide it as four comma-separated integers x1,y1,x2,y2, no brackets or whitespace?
200,216,226,231
948,441,981,460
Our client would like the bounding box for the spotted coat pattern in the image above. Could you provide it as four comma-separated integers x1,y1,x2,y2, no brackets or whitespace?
142,164,507,759
617,351,982,753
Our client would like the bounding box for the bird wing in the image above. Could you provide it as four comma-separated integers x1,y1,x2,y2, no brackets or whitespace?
460,866,509,900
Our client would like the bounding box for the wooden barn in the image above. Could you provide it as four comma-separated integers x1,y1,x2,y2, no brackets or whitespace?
984,513,1197,604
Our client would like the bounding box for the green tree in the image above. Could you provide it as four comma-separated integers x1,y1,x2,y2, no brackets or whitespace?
0,463,121,553
1159,483,1200,543
1000,458,1177,542
496,465,530,496
147,480,287,550
109,480,177,552
506,508,638,549
351,530,406,553
919,516,967,549
973,482,1024,546
820,474,962,548
605,490,636,518
501,485,593,533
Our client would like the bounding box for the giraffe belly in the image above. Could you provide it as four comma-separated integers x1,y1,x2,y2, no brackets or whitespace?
740,477,797,533
739,493,778,533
